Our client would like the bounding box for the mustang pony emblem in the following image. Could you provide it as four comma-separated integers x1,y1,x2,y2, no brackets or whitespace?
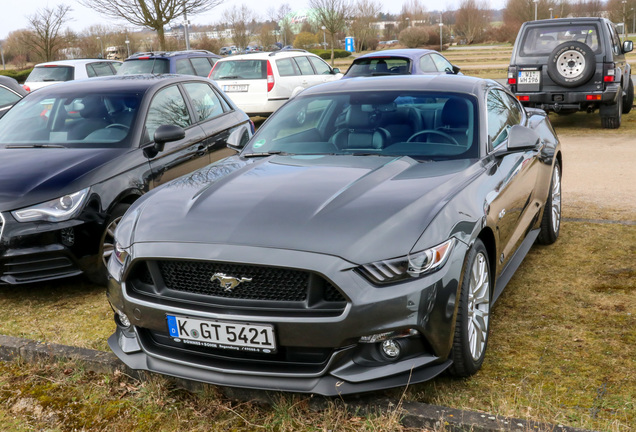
211,272,252,292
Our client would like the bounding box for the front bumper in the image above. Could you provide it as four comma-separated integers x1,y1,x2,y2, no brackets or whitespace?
107,240,468,395
0,211,99,284
512,83,621,112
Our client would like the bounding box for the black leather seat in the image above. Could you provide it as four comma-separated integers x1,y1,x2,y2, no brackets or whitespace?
68,96,110,140
437,98,470,147
330,105,391,150
379,106,423,143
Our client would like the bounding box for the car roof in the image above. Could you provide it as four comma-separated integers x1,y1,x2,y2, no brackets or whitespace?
217,50,317,61
126,50,220,60
525,17,608,25
0,76,27,96
27,74,209,94
34,59,122,67
298,74,489,97
355,48,437,59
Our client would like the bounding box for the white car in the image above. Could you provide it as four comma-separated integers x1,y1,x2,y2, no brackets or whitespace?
209,50,342,116
24,59,122,91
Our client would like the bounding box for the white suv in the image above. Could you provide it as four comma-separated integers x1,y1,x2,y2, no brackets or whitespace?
209,50,342,116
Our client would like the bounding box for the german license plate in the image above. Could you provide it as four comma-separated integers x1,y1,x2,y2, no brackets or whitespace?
518,70,540,85
167,315,276,354
223,84,248,92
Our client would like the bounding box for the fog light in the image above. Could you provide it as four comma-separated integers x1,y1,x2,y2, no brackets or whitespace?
117,310,131,328
381,339,401,359
60,227,75,246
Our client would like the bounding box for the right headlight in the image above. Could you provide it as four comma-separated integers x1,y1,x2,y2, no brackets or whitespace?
357,238,456,285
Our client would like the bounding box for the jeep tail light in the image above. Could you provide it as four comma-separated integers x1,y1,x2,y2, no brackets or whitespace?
267,60,275,92
507,67,517,85
603,63,616,82
517,95,530,101
586,95,602,100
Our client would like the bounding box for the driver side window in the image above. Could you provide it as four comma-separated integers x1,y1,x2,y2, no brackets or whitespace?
487,89,522,149
143,85,191,143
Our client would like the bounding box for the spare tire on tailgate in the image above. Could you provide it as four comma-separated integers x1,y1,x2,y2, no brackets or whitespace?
547,41,596,87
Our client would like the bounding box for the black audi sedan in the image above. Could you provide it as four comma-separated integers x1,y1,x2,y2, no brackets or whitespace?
107,75,562,395
0,74,252,285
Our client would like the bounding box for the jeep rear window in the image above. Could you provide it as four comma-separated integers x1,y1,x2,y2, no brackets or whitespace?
210,60,266,80
519,25,600,56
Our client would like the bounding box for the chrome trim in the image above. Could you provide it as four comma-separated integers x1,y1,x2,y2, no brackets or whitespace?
0,212,5,240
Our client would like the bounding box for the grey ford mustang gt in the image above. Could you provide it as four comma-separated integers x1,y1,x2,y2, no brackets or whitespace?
106,75,562,395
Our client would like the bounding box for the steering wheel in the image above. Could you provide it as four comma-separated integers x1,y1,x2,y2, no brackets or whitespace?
407,130,459,146
106,123,130,131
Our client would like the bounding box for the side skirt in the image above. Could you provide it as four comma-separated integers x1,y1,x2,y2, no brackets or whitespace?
492,228,540,304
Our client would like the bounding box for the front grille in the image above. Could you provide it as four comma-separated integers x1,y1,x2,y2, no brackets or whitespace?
127,260,347,316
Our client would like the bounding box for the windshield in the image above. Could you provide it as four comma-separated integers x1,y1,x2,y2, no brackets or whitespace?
210,60,266,80
118,58,170,75
26,66,74,83
0,90,142,147
520,24,600,56
345,57,411,77
244,90,478,160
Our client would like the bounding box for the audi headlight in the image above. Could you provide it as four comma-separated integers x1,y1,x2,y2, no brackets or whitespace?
358,238,456,285
12,188,90,223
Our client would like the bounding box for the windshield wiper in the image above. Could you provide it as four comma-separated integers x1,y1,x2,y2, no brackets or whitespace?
219,75,240,79
6,144,66,149
242,151,289,158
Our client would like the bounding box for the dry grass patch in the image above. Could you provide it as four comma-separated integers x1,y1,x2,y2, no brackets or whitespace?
403,221,636,431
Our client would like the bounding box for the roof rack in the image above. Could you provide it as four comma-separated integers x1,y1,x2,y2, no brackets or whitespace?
268,49,309,57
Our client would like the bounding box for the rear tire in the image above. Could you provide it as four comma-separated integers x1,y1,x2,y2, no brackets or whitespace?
600,92,622,129
537,163,562,245
449,239,491,377
622,77,634,114
85,203,130,285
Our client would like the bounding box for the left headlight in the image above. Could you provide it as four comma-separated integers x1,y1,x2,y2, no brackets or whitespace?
12,188,90,223
357,238,456,285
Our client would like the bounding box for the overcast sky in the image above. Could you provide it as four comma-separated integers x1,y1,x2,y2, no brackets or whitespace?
1,0,504,40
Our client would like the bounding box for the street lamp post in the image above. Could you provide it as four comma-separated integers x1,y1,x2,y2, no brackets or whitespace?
632,8,635,34
623,0,628,39
533,0,538,21
549,7,553,19
125,40,130,58
183,0,190,50
322,26,327,49
406,17,410,28
439,14,443,52
96,36,103,58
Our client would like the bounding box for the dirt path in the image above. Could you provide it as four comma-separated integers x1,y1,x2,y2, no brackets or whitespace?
557,132,636,221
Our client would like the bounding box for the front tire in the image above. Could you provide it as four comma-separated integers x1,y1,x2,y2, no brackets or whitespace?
449,239,491,377
622,77,634,114
537,163,562,245
85,203,130,285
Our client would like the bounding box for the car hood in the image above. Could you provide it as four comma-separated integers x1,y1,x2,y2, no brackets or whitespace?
0,147,128,211
127,155,483,264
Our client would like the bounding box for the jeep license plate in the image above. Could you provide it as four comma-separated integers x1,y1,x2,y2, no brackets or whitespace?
224,84,248,92
518,71,540,85
167,315,277,353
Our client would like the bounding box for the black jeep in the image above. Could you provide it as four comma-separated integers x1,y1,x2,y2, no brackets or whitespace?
508,17,633,128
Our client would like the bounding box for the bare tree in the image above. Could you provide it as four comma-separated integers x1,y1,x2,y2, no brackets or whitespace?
79,0,224,51
350,0,382,52
21,5,73,62
277,4,294,47
309,0,349,64
455,0,490,44
226,4,253,49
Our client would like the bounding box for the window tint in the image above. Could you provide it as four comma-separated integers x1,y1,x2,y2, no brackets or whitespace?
176,59,196,75
26,66,74,83
210,60,266,80
294,56,315,75
419,54,437,72
520,25,600,56
487,89,522,148
183,82,225,122
0,87,21,107
276,58,299,76
144,86,191,141
190,57,214,76
119,59,170,75
346,57,410,76
607,23,622,56
431,54,453,73
88,62,118,77
308,56,332,75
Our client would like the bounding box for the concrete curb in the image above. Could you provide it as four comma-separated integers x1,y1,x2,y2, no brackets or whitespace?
0,335,594,432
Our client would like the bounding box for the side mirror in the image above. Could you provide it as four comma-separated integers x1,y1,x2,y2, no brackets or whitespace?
332,67,341,74
452,64,461,75
227,126,251,151
623,40,633,53
506,124,540,152
144,125,185,158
